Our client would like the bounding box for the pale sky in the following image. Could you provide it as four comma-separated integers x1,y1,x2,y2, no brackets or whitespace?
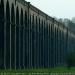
25,0,75,19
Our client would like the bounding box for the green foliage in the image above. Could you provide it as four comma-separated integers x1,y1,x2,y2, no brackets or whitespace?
0,67,75,73
65,51,75,69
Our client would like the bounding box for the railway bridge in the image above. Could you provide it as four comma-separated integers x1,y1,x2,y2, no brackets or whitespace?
0,0,75,69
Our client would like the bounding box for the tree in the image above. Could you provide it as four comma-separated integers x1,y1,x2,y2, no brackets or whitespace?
65,51,75,69
72,17,75,23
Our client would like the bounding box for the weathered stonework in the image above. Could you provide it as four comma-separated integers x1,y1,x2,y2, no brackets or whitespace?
0,0,75,69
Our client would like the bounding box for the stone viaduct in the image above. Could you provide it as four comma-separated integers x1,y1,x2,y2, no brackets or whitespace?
0,0,75,69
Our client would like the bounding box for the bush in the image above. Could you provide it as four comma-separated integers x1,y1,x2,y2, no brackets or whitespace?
65,51,75,69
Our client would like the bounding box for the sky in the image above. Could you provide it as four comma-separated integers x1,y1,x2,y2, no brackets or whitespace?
25,0,75,19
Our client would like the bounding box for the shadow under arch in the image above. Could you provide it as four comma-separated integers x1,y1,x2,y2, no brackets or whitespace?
35,16,39,68
6,0,10,69
24,11,27,68
0,0,4,69
41,20,44,68
20,8,23,69
16,6,19,69
31,14,35,68
11,3,15,69
0,0,4,17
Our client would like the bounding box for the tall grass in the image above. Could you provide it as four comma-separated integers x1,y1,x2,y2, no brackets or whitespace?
0,67,75,73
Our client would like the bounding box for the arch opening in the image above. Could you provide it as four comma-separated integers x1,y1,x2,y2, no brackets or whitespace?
20,8,24,69
35,16,38,68
16,6,19,69
24,11,27,68
6,0,10,69
11,4,15,69
32,15,35,68
41,20,44,68
0,0,4,69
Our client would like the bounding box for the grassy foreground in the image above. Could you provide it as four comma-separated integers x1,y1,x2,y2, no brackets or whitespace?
0,67,75,73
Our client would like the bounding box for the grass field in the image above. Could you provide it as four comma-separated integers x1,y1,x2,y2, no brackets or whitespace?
0,67,75,73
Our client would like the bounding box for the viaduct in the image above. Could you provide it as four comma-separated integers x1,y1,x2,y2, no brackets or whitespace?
0,0,75,69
